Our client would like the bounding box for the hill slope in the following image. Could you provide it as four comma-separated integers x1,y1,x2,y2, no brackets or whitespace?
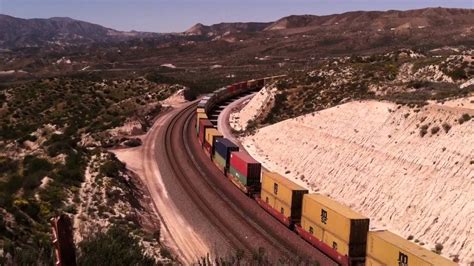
0,15,159,48
241,99,473,263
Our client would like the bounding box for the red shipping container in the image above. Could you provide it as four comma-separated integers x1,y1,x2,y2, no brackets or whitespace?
229,151,261,178
203,140,212,156
227,85,237,93
199,119,214,144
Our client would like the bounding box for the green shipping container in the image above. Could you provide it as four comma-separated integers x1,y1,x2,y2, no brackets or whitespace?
229,166,256,186
213,153,226,168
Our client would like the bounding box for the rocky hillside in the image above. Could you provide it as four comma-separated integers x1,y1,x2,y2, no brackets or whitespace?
228,47,474,264
241,99,473,264
0,75,180,264
0,15,160,49
185,22,271,36
265,8,473,32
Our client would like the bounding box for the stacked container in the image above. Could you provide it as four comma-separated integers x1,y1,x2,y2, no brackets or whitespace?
366,231,456,266
213,138,239,174
247,79,257,88
259,171,308,226
228,151,261,195
198,120,213,145
204,128,222,157
196,112,208,134
297,194,369,265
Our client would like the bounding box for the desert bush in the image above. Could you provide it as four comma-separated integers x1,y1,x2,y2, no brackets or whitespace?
419,124,429,137
431,126,440,135
124,138,142,147
77,226,155,266
458,113,471,124
442,122,451,133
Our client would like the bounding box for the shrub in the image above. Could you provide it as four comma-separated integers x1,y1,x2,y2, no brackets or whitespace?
419,124,429,137
431,126,440,135
77,226,156,266
124,138,142,147
442,122,451,133
458,113,471,124
99,156,125,178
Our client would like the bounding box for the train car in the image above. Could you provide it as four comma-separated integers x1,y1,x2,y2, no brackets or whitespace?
196,112,208,134
213,138,239,174
366,230,456,266
198,119,214,145
239,81,248,92
197,107,206,114
227,84,238,95
256,78,265,88
204,128,222,157
257,171,308,227
295,194,369,266
247,79,257,89
228,151,261,196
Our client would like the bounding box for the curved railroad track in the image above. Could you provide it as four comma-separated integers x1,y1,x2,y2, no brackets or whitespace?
160,101,337,265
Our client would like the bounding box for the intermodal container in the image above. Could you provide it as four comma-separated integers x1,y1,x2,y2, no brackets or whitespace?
239,81,248,91
263,77,273,86
300,216,324,241
197,107,206,113
229,152,261,179
367,231,457,266
214,138,239,165
228,166,259,187
203,140,212,156
261,171,308,222
227,84,237,93
212,152,226,173
365,256,383,266
302,194,369,245
204,128,223,152
196,113,208,133
198,120,213,144
213,152,226,168
247,79,257,88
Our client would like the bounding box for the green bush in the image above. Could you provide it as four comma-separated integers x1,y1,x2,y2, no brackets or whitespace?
77,226,156,266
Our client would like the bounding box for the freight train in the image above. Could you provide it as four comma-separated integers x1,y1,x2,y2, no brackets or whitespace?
194,77,457,266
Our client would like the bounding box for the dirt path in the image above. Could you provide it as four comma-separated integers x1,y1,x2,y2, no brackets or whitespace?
113,107,210,264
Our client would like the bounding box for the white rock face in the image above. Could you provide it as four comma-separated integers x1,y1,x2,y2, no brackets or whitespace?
242,99,474,263
230,86,277,131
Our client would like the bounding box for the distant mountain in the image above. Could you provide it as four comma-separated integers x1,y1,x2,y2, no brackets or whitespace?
184,22,271,36
0,15,161,49
185,7,473,37
264,8,474,32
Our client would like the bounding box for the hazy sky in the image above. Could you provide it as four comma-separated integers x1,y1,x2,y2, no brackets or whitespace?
1,0,472,32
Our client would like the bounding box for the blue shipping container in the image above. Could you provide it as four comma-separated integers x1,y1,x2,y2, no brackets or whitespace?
214,138,239,165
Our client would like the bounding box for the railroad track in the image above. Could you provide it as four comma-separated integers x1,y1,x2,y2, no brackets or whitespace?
162,101,337,265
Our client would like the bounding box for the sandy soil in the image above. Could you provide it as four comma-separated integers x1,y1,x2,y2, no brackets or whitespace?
234,97,473,263
112,108,209,264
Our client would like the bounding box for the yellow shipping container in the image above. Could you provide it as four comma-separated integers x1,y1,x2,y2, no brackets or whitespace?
261,189,276,209
367,231,457,266
205,128,222,145
197,107,206,113
261,171,307,221
300,216,324,240
196,113,208,127
261,171,307,206
322,229,349,256
274,197,292,217
365,256,384,266
302,194,369,244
